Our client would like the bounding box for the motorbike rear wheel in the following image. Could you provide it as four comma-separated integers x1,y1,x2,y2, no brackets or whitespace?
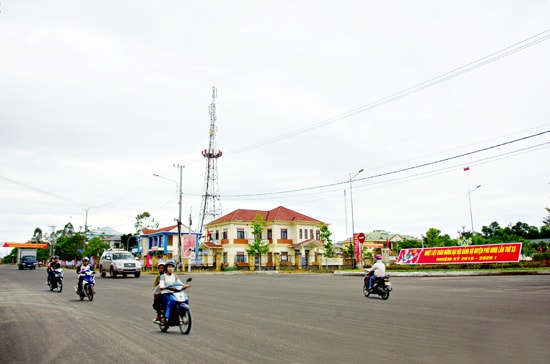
178,309,192,335
381,289,390,300
87,286,94,301
159,315,169,332
57,281,63,293
362,284,370,297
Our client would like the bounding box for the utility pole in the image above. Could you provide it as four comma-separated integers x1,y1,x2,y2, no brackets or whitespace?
188,207,192,273
48,225,56,256
83,208,89,255
174,164,184,271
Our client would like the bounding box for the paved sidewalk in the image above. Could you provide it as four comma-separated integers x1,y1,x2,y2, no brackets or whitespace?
334,269,550,277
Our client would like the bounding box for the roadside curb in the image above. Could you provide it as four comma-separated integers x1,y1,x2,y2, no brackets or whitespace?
333,270,550,277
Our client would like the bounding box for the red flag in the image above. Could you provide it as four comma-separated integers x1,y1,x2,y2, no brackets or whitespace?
463,167,470,171
386,237,389,248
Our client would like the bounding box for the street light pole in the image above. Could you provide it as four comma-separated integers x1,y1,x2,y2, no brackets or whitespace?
349,168,364,268
153,165,185,271
468,185,481,233
174,164,184,272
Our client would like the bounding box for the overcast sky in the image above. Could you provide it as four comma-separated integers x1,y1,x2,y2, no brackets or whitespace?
1,1,549,255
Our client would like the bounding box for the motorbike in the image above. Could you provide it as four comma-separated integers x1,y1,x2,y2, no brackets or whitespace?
157,277,192,335
48,268,64,293
363,271,392,300
75,270,96,301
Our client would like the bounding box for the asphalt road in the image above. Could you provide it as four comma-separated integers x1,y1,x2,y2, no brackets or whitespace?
0,265,548,364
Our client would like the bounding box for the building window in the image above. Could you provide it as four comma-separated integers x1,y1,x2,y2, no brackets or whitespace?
237,229,245,239
315,230,320,240
215,230,220,240
281,252,288,262
222,230,228,239
299,229,303,239
267,229,272,239
236,252,246,263
310,229,313,239
281,229,288,239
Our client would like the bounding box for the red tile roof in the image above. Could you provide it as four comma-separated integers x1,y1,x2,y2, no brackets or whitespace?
142,225,178,234
208,206,321,224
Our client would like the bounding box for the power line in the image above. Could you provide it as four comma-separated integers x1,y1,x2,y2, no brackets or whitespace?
228,29,550,154
222,130,549,198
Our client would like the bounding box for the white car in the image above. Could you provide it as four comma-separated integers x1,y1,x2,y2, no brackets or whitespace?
99,249,141,278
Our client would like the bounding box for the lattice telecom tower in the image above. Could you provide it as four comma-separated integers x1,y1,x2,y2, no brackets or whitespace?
198,86,223,236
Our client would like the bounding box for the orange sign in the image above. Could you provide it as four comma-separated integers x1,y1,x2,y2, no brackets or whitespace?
2,242,49,249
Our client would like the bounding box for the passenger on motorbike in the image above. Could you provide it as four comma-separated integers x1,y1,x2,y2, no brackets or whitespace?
158,260,188,320
366,254,386,291
152,261,165,323
76,257,94,295
47,256,61,286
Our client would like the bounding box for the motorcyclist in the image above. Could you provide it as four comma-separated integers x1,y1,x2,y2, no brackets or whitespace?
76,257,94,295
158,260,187,320
366,254,386,291
47,256,61,286
152,261,165,323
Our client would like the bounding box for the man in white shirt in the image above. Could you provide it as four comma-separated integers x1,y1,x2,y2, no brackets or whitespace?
367,254,386,291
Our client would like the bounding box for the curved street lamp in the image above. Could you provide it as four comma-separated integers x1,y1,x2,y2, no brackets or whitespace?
153,164,185,271
468,185,481,233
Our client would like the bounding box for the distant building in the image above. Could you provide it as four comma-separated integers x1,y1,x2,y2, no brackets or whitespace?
337,229,419,253
86,226,123,248
138,224,200,262
202,206,328,269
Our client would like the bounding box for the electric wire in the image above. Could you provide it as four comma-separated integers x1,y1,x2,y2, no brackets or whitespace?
220,130,549,198
228,29,550,154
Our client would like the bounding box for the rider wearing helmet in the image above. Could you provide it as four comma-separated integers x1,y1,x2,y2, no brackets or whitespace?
158,260,184,320
47,255,61,286
152,261,166,323
76,257,94,295
366,254,386,291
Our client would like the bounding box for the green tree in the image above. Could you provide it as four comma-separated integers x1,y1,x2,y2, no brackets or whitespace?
55,233,87,261
37,248,49,262
121,233,139,251
134,211,159,234
397,239,423,251
319,225,333,258
5,248,17,263
245,214,269,270
61,222,75,237
422,228,454,247
84,237,109,263
31,227,43,242
343,242,354,258
543,208,550,227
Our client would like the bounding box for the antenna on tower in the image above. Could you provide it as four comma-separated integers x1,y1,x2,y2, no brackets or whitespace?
198,86,223,237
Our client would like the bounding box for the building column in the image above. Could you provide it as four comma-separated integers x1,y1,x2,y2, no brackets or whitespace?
248,254,255,271
274,252,280,271
295,251,302,270
215,251,222,272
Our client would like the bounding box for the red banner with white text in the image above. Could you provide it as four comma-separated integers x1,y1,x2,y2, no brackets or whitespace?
396,243,522,265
